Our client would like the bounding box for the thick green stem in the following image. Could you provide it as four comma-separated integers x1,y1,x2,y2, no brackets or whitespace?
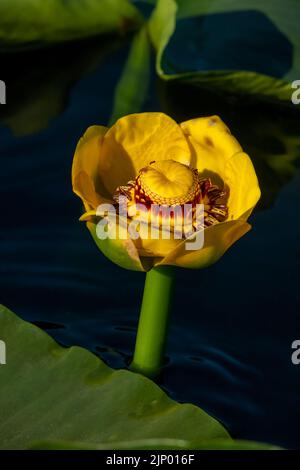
131,266,175,378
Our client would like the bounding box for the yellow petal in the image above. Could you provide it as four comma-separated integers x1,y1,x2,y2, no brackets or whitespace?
100,112,191,195
79,210,97,222
86,220,146,272
225,152,261,221
134,235,182,259
180,115,242,183
72,125,112,210
155,220,250,269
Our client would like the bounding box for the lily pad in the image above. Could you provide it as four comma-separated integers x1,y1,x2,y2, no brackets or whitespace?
149,0,300,102
0,0,142,50
0,304,230,450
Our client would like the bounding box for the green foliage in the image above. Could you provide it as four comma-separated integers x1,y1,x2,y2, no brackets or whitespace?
0,0,142,50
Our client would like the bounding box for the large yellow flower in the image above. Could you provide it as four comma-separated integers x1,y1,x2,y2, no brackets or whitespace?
72,112,260,271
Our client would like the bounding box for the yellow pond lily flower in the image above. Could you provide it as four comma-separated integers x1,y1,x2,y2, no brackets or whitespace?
72,112,260,271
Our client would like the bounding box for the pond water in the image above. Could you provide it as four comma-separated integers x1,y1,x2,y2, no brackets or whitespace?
1,35,300,449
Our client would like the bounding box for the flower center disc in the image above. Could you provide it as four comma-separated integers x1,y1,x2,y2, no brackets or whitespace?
138,160,198,205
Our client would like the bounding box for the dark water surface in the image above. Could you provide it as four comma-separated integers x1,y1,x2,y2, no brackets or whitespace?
1,37,300,449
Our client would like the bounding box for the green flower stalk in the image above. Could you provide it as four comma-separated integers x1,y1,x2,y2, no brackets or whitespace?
130,266,175,378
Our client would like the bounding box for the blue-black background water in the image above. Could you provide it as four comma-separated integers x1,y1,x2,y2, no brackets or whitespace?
1,27,300,449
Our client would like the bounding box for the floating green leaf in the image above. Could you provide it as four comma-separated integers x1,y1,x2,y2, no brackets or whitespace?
149,0,300,102
0,0,142,50
0,304,230,450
